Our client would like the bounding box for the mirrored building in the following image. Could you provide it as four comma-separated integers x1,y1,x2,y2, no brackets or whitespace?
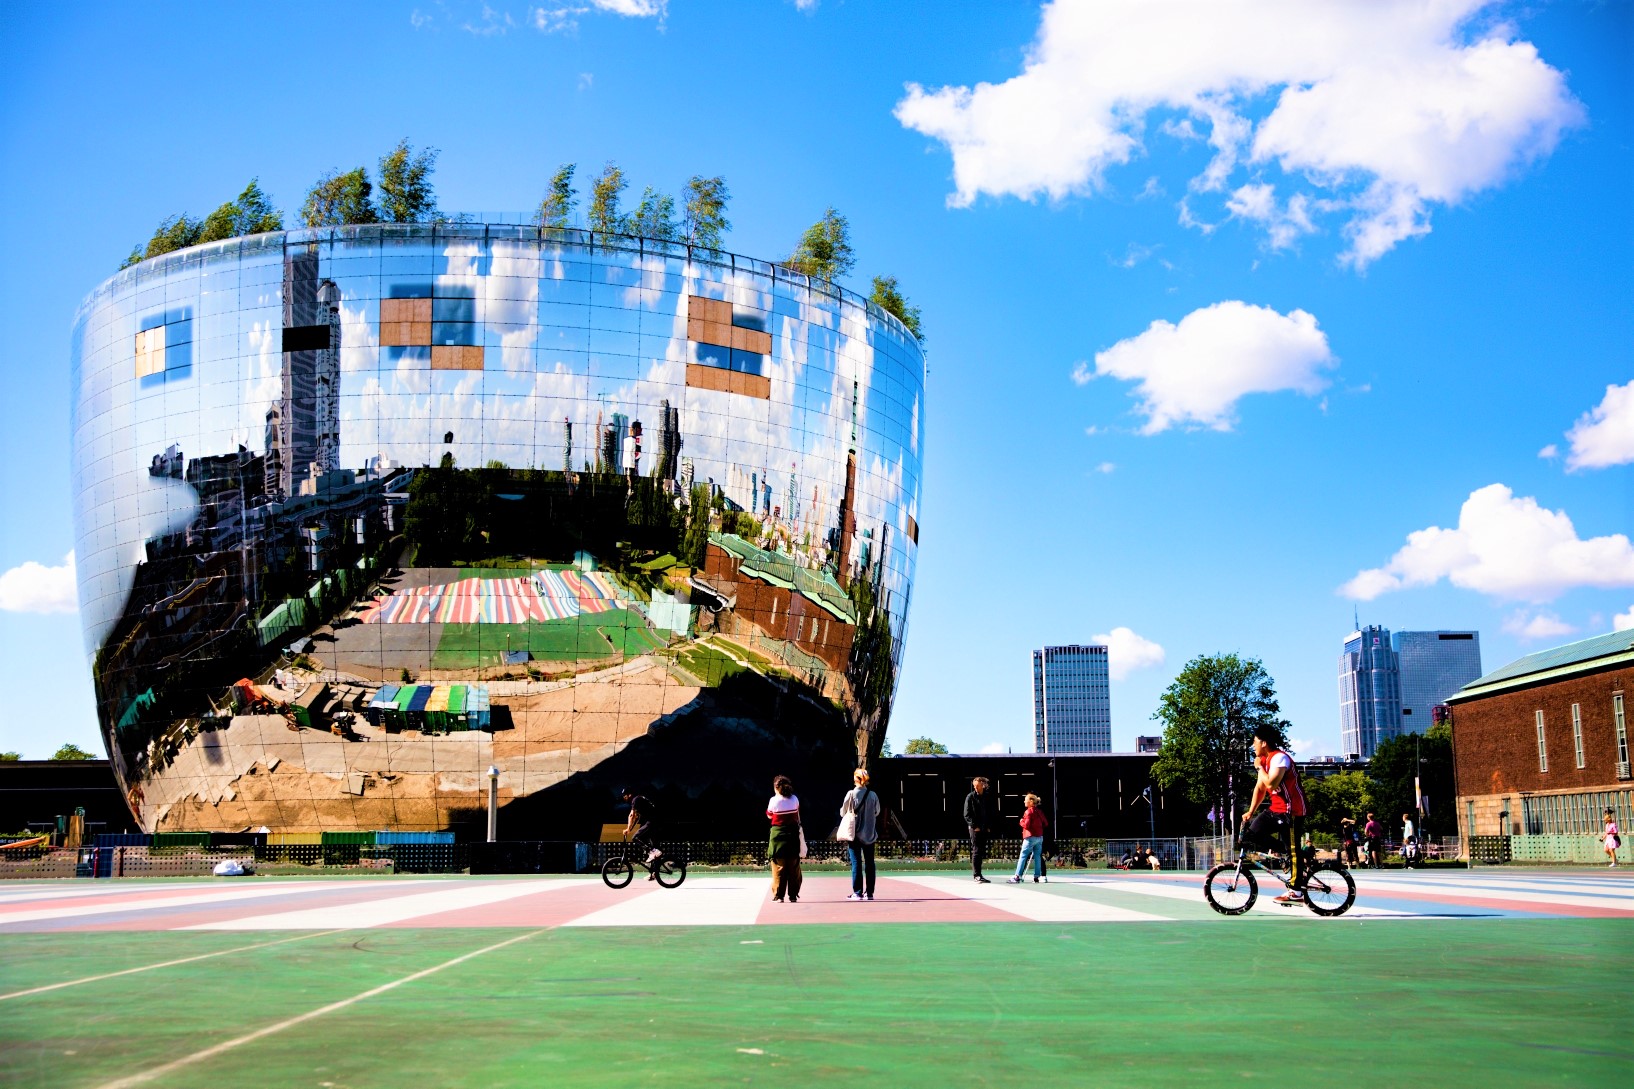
70,224,925,836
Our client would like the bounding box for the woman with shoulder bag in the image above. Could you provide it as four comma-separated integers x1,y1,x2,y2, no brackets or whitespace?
838,768,881,900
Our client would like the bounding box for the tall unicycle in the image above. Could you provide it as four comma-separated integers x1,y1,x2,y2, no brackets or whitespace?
1302,863,1356,917
1203,862,1258,915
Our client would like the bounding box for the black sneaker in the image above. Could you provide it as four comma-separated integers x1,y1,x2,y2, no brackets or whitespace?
974,875,990,883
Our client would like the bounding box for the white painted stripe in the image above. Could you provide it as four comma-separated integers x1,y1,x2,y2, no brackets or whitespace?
182,879,576,930
0,882,229,904
896,876,1167,922
562,876,767,928
1353,878,1634,911
1056,877,1206,904
0,930,344,1001
90,929,543,1089
0,882,367,925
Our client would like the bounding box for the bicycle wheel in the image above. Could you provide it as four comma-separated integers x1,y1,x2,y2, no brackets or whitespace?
1303,864,1356,917
654,856,686,888
1203,863,1258,915
601,856,635,889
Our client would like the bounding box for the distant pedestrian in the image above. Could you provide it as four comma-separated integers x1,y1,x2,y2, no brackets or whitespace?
766,775,803,903
1007,793,1048,883
963,777,996,883
1603,808,1621,868
838,768,881,900
1340,817,1360,866
1363,812,1383,869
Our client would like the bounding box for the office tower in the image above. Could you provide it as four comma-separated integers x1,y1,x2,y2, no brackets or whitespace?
1339,625,1402,759
276,249,341,498
1394,630,1482,731
1033,644,1111,753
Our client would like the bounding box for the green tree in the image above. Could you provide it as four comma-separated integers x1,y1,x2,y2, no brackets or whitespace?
301,167,377,227
681,175,730,249
587,162,627,235
51,743,96,761
1149,653,1289,826
629,186,679,241
538,163,577,227
869,275,924,341
785,207,854,282
879,737,893,757
1302,770,1373,834
123,214,204,268
199,178,283,243
682,485,713,569
403,453,488,565
903,737,949,755
0,751,20,761
378,139,440,223
1366,721,1454,835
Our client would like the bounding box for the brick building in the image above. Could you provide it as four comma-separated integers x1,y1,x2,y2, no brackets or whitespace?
700,536,856,671
1445,630,1632,845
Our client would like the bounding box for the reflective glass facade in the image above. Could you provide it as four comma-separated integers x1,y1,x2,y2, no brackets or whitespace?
70,225,924,835
1393,630,1482,731
1338,625,1401,759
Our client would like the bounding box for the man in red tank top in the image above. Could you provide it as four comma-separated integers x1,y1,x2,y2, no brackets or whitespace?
1241,723,1308,903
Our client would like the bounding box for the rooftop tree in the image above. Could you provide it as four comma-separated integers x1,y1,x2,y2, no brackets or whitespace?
785,207,854,282
120,214,204,269
681,175,730,249
629,186,679,241
587,162,628,235
869,275,924,341
300,167,377,227
199,179,283,244
378,139,440,223
538,163,577,228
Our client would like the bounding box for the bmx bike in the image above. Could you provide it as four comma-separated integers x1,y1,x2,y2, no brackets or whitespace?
601,841,686,889
1203,838,1356,917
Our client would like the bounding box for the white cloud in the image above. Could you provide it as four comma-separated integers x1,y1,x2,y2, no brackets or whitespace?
1289,737,1316,758
578,72,594,91
1537,443,1559,460
0,552,77,615
1502,609,1575,642
1090,301,1335,434
1614,605,1634,633
1091,626,1166,681
1565,380,1634,471
1070,360,1093,386
1340,483,1634,603
793,0,820,11
1095,462,1116,474
978,742,1006,754
894,0,1581,267
531,0,663,32
462,4,515,34
590,0,664,15
1224,183,1316,250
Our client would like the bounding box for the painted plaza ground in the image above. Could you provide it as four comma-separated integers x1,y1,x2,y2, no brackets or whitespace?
1,870,1629,1088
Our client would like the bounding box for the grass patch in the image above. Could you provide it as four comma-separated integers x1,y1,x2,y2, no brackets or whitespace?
675,643,747,685
431,610,666,669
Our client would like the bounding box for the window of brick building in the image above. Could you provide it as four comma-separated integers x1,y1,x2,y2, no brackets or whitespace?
1615,693,1628,769
1536,710,1548,774
1572,703,1585,769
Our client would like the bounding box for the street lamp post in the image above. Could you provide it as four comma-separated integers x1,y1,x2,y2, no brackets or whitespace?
486,765,499,843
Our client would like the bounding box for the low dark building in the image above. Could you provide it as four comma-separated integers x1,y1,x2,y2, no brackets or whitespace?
0,760,137,837
870,753,1207,840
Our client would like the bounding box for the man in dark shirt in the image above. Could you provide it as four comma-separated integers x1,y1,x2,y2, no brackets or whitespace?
621,788,660,864
963,777,995,883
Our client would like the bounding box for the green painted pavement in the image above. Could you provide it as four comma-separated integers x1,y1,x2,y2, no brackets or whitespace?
1,919,1629,1088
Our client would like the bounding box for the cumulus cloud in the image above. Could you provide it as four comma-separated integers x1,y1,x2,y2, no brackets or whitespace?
0,552,77,615
1070,360,1093,386
1340,484,1634,603
1502,609,1575,642
1537,443,1558,460
1615,606,1634,633
1091,626,1166,681
1565,380,1634,471
530,0,663,32
979,742,1007,754
1089,301,1335,433
894,0,1582,266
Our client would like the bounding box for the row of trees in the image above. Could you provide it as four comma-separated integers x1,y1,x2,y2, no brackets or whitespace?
119,148,925,343
0,744,97,761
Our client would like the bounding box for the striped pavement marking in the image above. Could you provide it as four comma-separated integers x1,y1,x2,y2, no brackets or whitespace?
183,880,575,930
0,882,366,927
563,876,769,928
895,875,1167,921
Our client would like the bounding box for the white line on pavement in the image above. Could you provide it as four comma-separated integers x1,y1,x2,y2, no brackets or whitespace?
896,876,1167,922
182,879,580,930
0,930,345,1001
563,876,768,927
0,882,372,926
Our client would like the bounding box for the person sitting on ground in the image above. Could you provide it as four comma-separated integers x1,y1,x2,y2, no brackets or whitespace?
1146,847,1162,871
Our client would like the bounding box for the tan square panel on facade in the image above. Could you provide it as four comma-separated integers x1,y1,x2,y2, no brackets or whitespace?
134,327,165,377
381,298,432,324
729,326,773,354
687,295,731,326
687,363,770,399
431,345,485,370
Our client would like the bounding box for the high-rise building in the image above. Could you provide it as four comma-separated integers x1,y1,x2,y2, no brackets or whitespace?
1339,625,1402,759
1393,630,1482,731
1033,645,1111,753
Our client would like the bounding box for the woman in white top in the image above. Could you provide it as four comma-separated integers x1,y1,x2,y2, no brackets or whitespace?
838,768,882,900
766,775,803,902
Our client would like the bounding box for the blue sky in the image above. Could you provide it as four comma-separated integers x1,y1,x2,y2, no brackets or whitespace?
0,0,1629,760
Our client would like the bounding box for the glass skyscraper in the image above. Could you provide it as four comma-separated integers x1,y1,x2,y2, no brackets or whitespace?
1033,645,1111,753
1339,625,1401,759
1393,630,1482,730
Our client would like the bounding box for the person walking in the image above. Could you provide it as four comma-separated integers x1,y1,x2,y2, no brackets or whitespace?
963,776,995,883
838,768,881,900
766,775,803,903
1603,808,1622,868
1007,792,1048,883
1340,817,1360,867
